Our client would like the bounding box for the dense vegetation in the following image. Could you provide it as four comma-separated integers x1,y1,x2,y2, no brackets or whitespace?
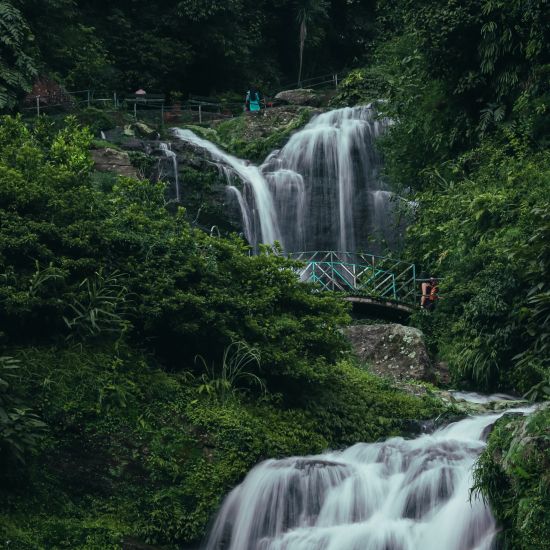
1,0,549,546
1,0,376,107
473,405,550,549
334,0,550,394
0,116,444,547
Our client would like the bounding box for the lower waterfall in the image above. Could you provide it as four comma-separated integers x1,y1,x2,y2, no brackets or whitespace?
204,396,532,550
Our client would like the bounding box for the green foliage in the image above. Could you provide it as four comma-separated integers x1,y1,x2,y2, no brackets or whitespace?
63,270,131,341
0,1,37,110
0,114,451,547
407,141,550,392
18,0,377,95
513,206,550,395
194,341,265,404
55,24,112,90
0,356,46,465
0,115,350,391
472,406,550,549
331,68,377,107
0,341,442,547
303,360,443,445
75,107,119,135
335,1,550,396
203,107,314,162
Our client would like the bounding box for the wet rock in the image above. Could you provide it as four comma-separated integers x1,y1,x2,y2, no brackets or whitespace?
274,88,321,106
133,122,158,139
292,458,347,470
91,147,138,178
123,138,148,152
345,323,435,383
435,361,451,385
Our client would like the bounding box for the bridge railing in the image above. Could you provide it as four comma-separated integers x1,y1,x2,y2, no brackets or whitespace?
288,251,417,306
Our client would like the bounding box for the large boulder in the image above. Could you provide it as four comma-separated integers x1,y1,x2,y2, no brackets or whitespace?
91,147,138,178
344,323,435,382
274,88,320,106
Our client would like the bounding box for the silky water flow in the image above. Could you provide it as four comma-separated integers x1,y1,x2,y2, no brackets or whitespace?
204,395,533,550
173,105,398,252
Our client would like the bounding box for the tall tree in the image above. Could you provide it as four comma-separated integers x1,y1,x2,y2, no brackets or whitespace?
296,0,328,86
0,1,37,110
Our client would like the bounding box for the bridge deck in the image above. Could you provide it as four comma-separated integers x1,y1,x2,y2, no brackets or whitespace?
289,250,419,311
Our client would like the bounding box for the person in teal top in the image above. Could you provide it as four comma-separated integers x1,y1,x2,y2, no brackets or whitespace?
246,87,261,112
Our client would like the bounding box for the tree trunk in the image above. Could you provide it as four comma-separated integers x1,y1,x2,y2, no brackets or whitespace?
298,18,307,87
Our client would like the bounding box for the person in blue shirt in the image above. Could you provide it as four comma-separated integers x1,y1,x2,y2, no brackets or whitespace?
245,87,262,112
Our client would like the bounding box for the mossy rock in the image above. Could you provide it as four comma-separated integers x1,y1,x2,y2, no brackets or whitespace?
182,106,317,163
473,404,550,549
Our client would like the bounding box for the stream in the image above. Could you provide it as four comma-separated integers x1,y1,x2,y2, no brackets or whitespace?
204,393,533,550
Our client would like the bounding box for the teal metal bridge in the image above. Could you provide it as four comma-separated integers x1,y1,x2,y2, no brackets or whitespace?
288,251,418,314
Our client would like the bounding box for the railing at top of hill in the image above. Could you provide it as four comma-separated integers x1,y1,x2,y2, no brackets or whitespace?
288,251,418,307
20,72,342,124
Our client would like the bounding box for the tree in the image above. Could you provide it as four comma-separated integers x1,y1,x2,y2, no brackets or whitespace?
0,1,37,110
296,0,328,86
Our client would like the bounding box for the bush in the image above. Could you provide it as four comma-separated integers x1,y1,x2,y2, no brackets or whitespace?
0,356,46,467
406,141,550,392
472,406,550,549
0,115,350,395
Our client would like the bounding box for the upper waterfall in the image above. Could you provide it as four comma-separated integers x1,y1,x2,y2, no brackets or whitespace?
173,105,399,252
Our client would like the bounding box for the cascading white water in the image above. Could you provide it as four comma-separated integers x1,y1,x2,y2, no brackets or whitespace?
262,105,390,252
172,129,282,246
172,105,397,251
204,397,533,550
159,142,181,201
226,185,253,243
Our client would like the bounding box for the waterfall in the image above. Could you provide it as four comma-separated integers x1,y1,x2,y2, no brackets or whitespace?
226,185,253,244
205,396,534,550
172,129,282,246
262,105,389,252
172,105,396,252
159,142,181,201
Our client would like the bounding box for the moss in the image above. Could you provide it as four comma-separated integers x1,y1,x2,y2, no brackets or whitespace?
182,107,315,163
91,138,121,150
472,405,550,550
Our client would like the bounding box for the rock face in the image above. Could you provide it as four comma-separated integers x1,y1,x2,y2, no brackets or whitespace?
133,122,158,139
345,323,435,382
274,88,320,106
91,147,138,178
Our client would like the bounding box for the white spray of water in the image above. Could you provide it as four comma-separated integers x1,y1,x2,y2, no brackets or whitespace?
159,142,180,201
226,185,253,244
204,398,533,550
260,105,391,252
172,105,398,252
172,128,282,246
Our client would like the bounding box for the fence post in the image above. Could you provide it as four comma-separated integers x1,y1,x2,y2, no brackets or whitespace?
198,104,202,124
36,96,40,116
161,103,164,127
334,74,339,88
113,92,117,108
87,90,91,108
134,102,137,119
